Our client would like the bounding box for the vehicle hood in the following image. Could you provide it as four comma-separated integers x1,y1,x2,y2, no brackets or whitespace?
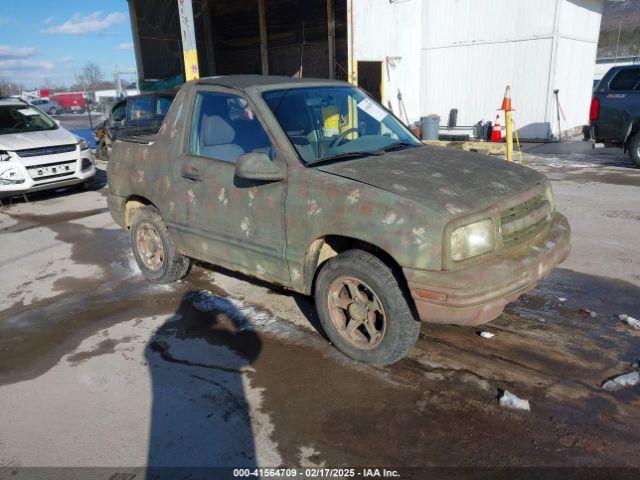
0,127,77,151
316,145,546,216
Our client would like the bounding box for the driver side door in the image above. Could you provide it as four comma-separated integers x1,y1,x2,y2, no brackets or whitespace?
170,88,290,284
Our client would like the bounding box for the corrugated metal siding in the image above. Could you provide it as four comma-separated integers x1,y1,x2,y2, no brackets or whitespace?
422,0,557,49
353,0,423,120
420,38,554,139
415,0,603,139
558,0,602,40
552,37,599,134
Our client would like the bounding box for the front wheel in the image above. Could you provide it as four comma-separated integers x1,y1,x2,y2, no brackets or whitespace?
314,249,421,366
130,206,191,283
629,132,640,167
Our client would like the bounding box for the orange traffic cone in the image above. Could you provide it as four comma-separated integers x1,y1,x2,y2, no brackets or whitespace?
490,114,503,142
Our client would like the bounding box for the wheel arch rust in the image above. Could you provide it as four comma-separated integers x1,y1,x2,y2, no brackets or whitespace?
123,195,157,230
301,235,408,297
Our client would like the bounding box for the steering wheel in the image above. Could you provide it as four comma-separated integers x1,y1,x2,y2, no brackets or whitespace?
329,128,360,148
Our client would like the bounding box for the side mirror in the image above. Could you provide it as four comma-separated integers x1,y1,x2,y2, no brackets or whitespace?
235,152,286,181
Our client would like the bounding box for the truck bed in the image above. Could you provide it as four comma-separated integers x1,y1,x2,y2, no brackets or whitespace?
119,133,157,145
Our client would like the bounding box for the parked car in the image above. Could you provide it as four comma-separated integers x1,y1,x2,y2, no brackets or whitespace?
0,97,95,198
94,92,176,160
28,98,62,116
107,75,570,365
590,65,640,166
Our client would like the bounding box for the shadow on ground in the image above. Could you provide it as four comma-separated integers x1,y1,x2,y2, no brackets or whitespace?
145,292,262,477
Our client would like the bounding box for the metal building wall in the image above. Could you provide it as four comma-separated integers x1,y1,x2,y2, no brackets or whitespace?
351,0,423,121
418,0,602,140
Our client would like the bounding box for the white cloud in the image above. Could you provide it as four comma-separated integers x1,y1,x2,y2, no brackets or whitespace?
0,45,36,59
43,11,126,35
118,42,134,51
0,59,55,71
43,16,55,25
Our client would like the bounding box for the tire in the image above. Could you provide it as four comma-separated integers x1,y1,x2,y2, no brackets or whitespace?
629,132,640,167
48,108,57,115
130,206,191,283
314,249,421,366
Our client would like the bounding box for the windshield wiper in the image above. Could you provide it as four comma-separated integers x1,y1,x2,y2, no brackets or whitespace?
307,150,385,167
381,141,421,152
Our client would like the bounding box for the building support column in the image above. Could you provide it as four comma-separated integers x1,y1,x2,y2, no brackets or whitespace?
177,0,200,81
202,0,216,75
127,0,145,81
257,0,269,75
347,0,356,85
327,0,336,79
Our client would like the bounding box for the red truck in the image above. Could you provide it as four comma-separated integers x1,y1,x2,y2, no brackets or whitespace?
50,92,87,113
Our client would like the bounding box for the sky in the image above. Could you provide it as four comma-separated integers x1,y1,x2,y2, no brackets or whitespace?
0,0,137,89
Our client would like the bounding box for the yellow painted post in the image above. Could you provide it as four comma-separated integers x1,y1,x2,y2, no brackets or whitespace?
505,110,514,162
500,85,514,162
178,0,200,81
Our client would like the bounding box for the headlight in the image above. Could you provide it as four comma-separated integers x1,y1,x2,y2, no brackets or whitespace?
78,139,90,151
545,184,556,214
0,167,25,185
450,218,495,261
0,150,10,162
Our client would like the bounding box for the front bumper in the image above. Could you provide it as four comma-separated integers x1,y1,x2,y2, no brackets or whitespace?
404,213,571,326
0,149,95,198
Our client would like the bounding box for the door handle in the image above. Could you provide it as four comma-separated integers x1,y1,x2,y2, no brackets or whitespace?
181,165,202,182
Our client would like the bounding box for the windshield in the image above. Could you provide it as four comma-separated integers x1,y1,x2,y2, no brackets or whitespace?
0,105,57,135
263,86,420,164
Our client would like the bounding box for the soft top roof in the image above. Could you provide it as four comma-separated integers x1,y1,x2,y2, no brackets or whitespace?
195,74,347,91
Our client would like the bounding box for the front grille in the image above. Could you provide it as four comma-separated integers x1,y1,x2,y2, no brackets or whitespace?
33,171,75,182
500,193,550,247
15,144,77,157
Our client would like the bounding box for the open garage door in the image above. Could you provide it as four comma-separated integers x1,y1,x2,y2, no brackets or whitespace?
129,0,348,84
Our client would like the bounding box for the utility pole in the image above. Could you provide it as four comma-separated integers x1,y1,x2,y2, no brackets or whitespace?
615,19,623,63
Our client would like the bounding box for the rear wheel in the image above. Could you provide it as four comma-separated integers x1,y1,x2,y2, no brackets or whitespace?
130,206,191,283
629,132,640,167
315,249,421,366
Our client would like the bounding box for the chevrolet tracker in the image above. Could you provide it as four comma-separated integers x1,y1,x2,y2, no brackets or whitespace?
107,75,571,365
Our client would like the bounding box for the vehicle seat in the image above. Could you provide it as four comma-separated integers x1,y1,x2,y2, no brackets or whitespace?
199,114,244,162
276,94,318,162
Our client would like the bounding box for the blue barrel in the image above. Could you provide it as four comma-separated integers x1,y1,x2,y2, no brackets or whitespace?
420,114,440,141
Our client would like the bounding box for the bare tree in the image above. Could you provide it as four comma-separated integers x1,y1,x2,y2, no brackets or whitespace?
74,62,104,91
0,79,25,96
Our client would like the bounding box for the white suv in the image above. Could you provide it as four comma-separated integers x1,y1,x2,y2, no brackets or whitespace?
0,98,95,198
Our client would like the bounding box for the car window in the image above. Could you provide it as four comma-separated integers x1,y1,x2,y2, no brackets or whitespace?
189,91,273,163
156,96,173,115
0,105,57,134
128,96,154,121
112,103,127,122
609,69,640,91
263,86,420,164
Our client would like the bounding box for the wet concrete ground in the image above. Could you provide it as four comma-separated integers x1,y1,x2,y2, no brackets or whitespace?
0,146,639,474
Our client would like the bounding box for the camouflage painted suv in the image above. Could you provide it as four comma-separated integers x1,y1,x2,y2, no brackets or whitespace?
107,75,570,365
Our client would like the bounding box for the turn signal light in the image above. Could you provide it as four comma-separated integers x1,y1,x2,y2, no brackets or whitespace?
415,289,448,302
